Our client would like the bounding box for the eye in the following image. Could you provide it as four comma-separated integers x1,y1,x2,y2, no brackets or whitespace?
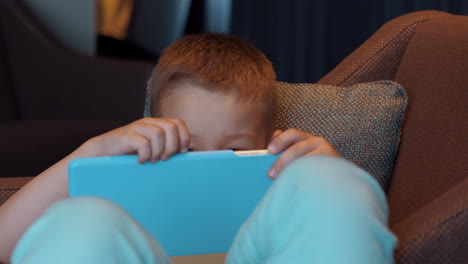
229,147,243,151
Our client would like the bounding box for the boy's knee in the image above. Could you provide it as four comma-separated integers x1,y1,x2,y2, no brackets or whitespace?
12,197,136,262
51,196,118,211
44,197,133,236
237,156,395,263
281,155,368,181
276,156,388,215
49,197,125,219
14,197,169,263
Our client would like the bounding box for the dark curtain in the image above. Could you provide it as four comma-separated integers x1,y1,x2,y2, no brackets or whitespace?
230,0,468,83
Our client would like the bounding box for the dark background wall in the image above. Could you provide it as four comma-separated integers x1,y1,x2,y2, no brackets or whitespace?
227,0,467,83
117,0,467,84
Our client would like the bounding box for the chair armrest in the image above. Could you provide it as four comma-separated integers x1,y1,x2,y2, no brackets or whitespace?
0,177,33,205
392,177,468,264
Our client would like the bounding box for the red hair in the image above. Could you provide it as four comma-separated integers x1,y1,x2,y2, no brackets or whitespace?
150,33,277,134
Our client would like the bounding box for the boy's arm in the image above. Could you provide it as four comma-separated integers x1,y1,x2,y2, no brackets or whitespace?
0,118,190,263
0,142,93,263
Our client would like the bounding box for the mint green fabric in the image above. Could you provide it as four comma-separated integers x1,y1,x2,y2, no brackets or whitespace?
12,197,172,264
12,157,396,264
226,156,396,264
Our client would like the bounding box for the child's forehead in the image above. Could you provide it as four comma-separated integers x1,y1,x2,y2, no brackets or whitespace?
163,83,260,106
160,85,263,117
148,80,273,135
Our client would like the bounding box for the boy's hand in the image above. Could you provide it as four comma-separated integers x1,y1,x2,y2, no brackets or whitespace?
267,129,339,179
85,118,190,164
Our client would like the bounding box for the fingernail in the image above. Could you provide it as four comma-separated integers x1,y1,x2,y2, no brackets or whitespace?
268,168,277,179
269,145,281,155
267,145,275,154
181,148,188,153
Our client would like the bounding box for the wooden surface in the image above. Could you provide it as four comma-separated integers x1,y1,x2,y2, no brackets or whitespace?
172,253,227,264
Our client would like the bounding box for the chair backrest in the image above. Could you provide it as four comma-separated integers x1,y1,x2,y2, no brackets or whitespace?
389,14,468,224
319,10,468,225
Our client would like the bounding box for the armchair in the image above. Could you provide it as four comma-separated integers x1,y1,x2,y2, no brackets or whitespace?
319,10,467,263
1,8,466,264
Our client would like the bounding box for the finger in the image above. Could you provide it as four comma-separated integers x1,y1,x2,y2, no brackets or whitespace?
169,118,191,152
155,120,180,160
123,132,152,164
268,130,283,144
304,144,340,158
141,118,191,159
142,118,188,159
140,118,180,160
268,138,318,179
133,123,165,162
267,128,310,154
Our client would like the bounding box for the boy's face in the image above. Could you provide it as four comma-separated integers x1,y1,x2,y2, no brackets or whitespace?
160,83,269,151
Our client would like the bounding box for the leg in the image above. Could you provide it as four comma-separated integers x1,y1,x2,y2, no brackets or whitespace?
227,156,397,264
12,197,172,264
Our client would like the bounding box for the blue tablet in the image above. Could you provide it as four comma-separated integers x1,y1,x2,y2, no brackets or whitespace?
68,150,278,256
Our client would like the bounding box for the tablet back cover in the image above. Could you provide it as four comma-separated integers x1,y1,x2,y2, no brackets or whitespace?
69,150,277,256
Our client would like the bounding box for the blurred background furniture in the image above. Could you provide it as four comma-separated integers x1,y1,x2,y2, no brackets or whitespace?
18,0,467,83
22,0,96,56
0,0,466,263
0,0,154,176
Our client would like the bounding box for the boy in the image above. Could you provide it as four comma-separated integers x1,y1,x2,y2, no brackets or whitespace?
0,34,396,264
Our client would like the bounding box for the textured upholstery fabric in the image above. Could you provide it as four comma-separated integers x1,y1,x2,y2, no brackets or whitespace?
317,10,468,263
392,177,468,264
388,14,468,225
276,81,407,191
0,178,32,205
319,10,450,87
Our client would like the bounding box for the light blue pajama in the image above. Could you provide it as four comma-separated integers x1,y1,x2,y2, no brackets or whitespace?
12,156,397,264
